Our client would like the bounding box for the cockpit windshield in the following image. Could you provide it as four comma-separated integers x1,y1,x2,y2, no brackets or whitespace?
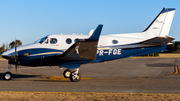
34,36,48,44
39,36,48,43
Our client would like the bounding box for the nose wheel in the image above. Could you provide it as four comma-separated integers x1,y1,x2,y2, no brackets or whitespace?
4,72,12,80
4,64,13,80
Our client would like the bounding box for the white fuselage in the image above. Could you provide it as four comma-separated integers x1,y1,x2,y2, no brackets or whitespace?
2,7,175,60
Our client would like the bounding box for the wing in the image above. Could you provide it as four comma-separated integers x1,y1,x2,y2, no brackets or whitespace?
57,24,103,61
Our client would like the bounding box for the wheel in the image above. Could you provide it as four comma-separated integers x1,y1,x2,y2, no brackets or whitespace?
4,72,13,80
70,71,81,82
63,69,71,78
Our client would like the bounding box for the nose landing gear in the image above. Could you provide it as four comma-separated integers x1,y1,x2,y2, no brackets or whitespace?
4,64,13,80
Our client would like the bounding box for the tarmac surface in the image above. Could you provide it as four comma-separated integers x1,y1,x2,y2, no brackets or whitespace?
0,58,180,93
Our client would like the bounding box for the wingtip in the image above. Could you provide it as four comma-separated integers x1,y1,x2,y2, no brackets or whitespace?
88,24,103,40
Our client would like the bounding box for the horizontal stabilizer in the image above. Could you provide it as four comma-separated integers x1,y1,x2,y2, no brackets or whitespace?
140,36,175,46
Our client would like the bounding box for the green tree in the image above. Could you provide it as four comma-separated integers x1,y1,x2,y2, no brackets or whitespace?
9,40,22,49
0,43,9,56
0,45,5,56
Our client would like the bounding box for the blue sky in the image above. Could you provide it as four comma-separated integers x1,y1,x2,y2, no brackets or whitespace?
0,0,180,45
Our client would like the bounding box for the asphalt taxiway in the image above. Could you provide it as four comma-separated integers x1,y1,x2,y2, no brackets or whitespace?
0,58,180,93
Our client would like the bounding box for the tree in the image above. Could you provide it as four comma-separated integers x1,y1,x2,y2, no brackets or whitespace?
0,45,5,55
9,40,22,49
0,43,9,56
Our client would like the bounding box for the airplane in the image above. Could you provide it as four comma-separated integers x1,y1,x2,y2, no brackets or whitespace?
2,8,175,82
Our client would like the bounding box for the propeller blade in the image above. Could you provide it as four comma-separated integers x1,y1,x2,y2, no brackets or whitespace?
15,39,18,75
15,39,18,56
15,63,17,74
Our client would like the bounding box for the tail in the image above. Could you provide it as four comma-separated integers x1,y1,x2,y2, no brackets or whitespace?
143,8,175,37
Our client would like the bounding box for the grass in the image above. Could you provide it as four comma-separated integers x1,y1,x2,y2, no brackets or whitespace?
0,92,180,101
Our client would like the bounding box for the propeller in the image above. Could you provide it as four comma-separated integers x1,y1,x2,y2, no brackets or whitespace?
14,39,18,74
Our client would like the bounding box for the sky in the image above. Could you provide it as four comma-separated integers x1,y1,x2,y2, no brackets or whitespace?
0,0,180,45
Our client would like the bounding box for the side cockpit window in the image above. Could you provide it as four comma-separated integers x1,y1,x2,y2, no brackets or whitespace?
44,39,48,44
50,38,57,44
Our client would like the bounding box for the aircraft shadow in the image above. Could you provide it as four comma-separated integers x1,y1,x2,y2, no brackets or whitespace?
32,80,70,82
146,63,175,67
0,73,40,81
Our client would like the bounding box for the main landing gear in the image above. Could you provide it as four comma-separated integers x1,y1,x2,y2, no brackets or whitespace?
4,64,13,80
63,69,72,78
63,68,81,82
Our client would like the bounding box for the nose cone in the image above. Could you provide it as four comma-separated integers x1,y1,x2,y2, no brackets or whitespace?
2,51,8,59
2,51,8,56
1,49,15,59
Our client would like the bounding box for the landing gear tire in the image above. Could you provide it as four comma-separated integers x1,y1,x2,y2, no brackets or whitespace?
70,71,81,82
63,69,71,78
4,72,12,80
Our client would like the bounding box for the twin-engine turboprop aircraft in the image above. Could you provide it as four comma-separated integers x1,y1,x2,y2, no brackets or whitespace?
2,8,175,82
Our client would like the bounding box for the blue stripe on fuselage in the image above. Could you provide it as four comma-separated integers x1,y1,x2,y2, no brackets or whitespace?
10,48,64,56
12,48,64,61
94,45,166,62
16,45,166,66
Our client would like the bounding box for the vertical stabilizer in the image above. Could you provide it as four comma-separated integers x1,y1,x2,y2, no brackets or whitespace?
144,8,175,37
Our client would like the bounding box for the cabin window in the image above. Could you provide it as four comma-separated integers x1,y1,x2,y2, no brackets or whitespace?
112,40,118,44
74,38,79,42
50,38,57,44
66,38,72,44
